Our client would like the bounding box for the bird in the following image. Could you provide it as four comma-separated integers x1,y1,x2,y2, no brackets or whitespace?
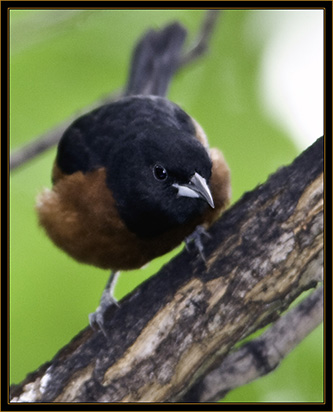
36,22,231,331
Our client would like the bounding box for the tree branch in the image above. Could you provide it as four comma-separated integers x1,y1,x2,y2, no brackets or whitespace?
179,10,221,67
181,285,323,402
10,136,324,403
10,10,220,172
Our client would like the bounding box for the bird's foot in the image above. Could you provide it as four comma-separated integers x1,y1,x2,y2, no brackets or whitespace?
89,271,120,337
89,296,119,337
185,225,211,262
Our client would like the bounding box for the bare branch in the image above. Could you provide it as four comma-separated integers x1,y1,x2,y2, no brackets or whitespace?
10,118,70,171
9,93,120,171
179,10,221,67
182,284,323,402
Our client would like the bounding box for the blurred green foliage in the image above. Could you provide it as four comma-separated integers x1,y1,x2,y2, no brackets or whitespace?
10,9,323,402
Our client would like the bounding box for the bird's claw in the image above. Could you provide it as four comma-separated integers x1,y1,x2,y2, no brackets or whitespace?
185,225,211,261
89,273,120,336
89,296,119,337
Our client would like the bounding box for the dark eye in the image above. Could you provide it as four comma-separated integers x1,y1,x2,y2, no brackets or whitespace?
153,164,168,181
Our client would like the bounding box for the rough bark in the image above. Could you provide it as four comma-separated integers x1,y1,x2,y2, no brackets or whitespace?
10,137,324,403
182,285,323,402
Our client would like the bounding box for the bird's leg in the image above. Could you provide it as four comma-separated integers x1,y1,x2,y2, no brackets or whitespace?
89,271,120,334
185,225,211,261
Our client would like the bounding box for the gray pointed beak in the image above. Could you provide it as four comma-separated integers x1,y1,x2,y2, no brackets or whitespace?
172,172,215,209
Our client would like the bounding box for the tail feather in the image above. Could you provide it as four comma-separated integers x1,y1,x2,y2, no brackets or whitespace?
124,22,187,97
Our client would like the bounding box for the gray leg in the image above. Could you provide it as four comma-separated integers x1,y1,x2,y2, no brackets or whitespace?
89,271,120,334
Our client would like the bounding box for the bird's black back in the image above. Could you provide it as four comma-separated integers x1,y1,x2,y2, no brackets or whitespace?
56,96,196,177
56,22,189,177
54,23,212,240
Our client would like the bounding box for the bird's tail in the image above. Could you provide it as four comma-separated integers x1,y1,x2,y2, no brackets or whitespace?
124,22,187,97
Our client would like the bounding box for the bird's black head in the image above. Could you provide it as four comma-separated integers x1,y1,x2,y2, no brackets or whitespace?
106,125,214,238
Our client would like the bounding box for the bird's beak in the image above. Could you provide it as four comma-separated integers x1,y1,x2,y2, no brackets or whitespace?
173,172,215,209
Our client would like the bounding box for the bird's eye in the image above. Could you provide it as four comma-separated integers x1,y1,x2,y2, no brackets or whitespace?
153,164,168,181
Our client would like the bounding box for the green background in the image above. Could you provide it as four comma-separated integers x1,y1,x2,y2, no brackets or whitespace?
10,9,323,401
